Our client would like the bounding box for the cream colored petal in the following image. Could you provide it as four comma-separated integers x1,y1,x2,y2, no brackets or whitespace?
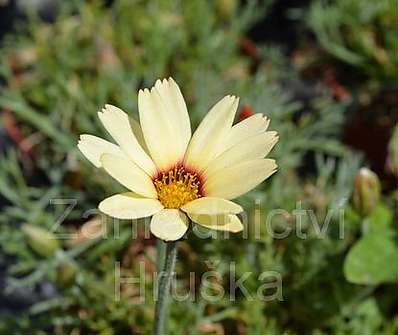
258,131,278,157
99,192,163,219
155,78,191,148
77,134,125,168
100,153,157,198
181,197,243,215
184,95,239,171
129,117,149,153
189,213,243,233
150,209,189,241
205,131,279,175
204,159,277,200
98,104,156,176
138,78,191,171
188,213,230,226
220,113,269,154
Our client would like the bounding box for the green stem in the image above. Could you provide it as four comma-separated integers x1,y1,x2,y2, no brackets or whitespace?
153,241,177,335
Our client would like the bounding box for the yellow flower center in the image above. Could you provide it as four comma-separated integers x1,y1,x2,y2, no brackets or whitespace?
153,167,202,209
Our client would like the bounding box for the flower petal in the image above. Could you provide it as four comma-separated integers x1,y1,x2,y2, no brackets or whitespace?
129,117,150,153
221,113,269,153
100,153,157,198
150,209,189,241
98,104,156,176
77,134,125,168
138,78,191,171
181,197,243,215
99,192,163,219
204,159,277,199
205,131,278,175
155,78,191,148
189,213,243,233
188,213,230,225
184,95,239,171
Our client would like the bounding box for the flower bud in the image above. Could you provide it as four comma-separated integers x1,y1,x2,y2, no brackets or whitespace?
352,168,381,217
22,224,60,257
56,259,78,288
216,0,237,20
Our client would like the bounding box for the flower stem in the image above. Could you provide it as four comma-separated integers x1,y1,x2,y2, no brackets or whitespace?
153,241,177,335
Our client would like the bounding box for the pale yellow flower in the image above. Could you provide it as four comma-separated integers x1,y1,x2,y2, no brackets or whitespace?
78,78,278,241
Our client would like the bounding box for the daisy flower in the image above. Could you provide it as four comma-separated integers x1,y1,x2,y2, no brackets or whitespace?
78,78,278,241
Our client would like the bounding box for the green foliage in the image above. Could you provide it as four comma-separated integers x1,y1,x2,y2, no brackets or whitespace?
365,203,393,233
22,223,61,257
344,229,398,285
308,0,398,79
343,145,398,286
0,0,397,334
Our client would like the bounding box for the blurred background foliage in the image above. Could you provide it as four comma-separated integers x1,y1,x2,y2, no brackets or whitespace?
0,0,397,334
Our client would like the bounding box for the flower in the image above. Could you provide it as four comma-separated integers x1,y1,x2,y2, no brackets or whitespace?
78,78,278,241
